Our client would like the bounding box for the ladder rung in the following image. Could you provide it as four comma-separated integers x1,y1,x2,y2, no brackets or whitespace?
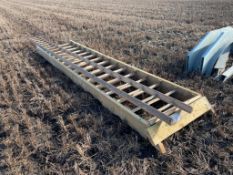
84,65,95,71
55,50,65,54
73,50,83,54
118,84,158,103
90,57,101,62
97,60,108,66
67,47,78,52
99,68,123,79
89,68,124,82
84,55,96,59
66,57,77,61
50,48,61,52
78,61,89,67
63,45,73,49
58,43,70,47
158,103,173,112
97,73,133,89
90,65,114,75
148,102,176,125
79,58,103,69
106,79,144,95
78,52,90,56
132,90,176,113
72,59,83,64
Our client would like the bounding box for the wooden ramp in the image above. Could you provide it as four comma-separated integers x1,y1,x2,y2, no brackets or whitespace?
32,38,212,153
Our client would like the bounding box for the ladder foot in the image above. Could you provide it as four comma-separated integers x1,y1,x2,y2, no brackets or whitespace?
156,142,166,154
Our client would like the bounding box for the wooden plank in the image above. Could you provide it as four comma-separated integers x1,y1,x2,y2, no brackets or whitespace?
37,42,175,124
63,41,193,113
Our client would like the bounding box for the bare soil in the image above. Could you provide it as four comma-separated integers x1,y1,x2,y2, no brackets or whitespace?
0,0,232,174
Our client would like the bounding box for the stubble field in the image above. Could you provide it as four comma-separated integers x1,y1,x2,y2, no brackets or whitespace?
0,0,232,174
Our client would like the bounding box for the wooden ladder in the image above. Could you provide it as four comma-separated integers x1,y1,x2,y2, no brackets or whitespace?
32,38,212,153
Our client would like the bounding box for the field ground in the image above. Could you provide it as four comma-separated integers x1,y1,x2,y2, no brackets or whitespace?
0,0,232,174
